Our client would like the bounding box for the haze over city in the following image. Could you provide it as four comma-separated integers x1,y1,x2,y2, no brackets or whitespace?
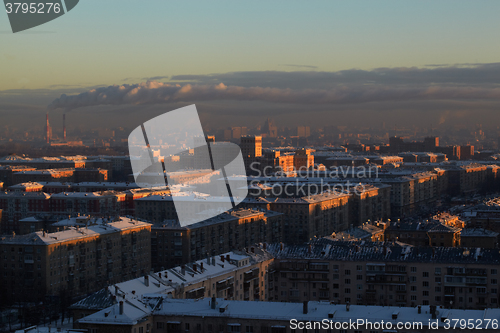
2,1,500,333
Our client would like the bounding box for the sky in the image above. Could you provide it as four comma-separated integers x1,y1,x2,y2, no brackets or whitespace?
1,1,500,131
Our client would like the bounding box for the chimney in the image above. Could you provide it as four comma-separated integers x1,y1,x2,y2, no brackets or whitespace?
144,275,149,287
308,244,312,254
63,113,66,141
158,272,162,279
200,262,204,271
430,305,437,319
193,263,197,272
46,113,50,144
119,301,124,315
211,296,216,309
181,265,185,275
418,305,421,314
131,290,136,295
226,254,230,262
303,301,308,314
263,243,267,250
207,255,210,264
251,247,255,253
114,285,119,295
220,255,224,262
280,242,284,251
212,257,216,266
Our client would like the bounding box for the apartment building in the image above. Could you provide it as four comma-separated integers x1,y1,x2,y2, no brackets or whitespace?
0,217,151,304
70,249,273,320
446,163,489,194
460,228,498,248
150,208,283,269
0,166,37,186
0,191,51,234
76,297,500,333
381,172,438,218
13,169,76,184
49,191,125,217
268,239,500,309
385,220,461,247
242,191,350,244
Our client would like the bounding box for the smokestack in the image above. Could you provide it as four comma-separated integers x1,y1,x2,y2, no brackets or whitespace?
46,113,50,144
144,275,149,287
63,113,66,141
119,301,124,315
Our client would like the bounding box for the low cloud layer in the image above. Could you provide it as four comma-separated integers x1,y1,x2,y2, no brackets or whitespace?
49,82,500,112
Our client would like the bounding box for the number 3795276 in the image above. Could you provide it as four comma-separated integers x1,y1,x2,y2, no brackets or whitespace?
5,2,61,14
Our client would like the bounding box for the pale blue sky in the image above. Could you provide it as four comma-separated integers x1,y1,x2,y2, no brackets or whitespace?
1,0,500,90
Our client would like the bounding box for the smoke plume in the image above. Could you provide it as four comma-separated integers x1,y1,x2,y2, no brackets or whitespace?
48,81,500,111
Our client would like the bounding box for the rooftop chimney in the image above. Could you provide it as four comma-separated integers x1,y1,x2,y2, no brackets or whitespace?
303,301,308,314
226,254,230,262
193,263,197,272
119,301,124,315
181,265,185,275
200,262,204,271
144,275,149,287
158,272,162,279
220,255,224,262
211,296,216,309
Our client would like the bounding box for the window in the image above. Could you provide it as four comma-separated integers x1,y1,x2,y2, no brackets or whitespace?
157,322,164,329
411,267,417,273
345,288,350,294
245,326,253,333
356,265,362,271
423,272,429,278
492,269,498,275
356,274,363,280
423,281,429,287
345,279,351,284
185,323,190,331
423,291,429,296
492,279,498,285
435,268,441,275
345,269,351,275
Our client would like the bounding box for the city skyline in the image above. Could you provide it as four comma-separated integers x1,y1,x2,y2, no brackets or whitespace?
1,1,500,133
